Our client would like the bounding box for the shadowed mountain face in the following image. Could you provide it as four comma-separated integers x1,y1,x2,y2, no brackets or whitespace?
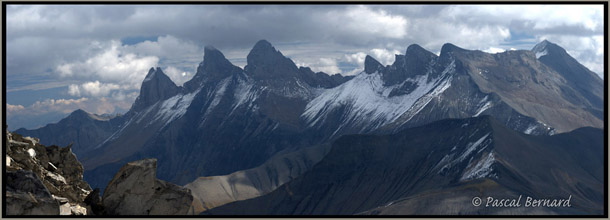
14,40,604,197
14,110,124,156
532,40,604,118
78,40,354,190
204,116,603,215
131,67,181,112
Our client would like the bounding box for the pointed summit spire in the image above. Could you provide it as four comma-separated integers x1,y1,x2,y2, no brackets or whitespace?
131,67,180,112
68,109,89,118
245,39,299,80
200,45,239,79
406,44,436,59
531,40,567,59
246,39,286,67
183,45,243,91
364,55,383,74
382,44,438,86
440,43,467,57
251,39,274,52
531,40,603,107
202,46,231,66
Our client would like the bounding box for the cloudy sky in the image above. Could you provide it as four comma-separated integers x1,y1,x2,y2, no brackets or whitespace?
5,4,605,130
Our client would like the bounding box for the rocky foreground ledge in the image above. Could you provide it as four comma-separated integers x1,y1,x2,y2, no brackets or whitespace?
5,130,193,216
103,158,193,215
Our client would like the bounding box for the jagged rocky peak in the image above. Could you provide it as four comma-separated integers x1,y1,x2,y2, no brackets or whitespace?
131,67,180,112
364,55,383,74
406,44,437,59
65,109,106,121
531,39,604,108
182,45,244,91
203,46,231,65
531,39,572,60
532,40,552,59
245,39,300,80
197,46,242,82
383,44,438,85
439,43,468,58
68,109,89,118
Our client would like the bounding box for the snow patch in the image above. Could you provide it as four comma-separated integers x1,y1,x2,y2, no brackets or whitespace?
24,137,38,146
457,133,491,162
154,88,202,127
400,73,453,124
461,151,496,181
143,71,155,83
473,96,492,117
46,172,67,184
302,60,455,134
438,132,492,174
232,77,260,113
524,124,538,135
203,78,231,117
27,148,36,158
48,162,58,170
535,49,548,59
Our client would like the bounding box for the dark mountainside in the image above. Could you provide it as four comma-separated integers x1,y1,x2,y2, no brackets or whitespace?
204,116,604,215
78,40,355,190
15,110,124,156
13,40,604,198
532,40,604,113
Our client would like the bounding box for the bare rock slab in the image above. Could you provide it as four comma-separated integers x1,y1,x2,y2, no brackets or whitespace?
6,170,60,215
102,158,193,215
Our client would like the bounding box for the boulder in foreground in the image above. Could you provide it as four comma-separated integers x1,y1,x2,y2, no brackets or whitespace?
102,158,193,215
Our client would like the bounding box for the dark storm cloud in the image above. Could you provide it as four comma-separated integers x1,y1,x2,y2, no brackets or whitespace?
6,4,604,130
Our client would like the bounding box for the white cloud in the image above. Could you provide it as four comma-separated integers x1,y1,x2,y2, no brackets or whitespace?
338,48,400,75
55,36,201,99
484,47,506,54
344,52,367,65
6,4,605,129
8,96,134,119
56,40,159,91
316,58,342,74
7,104,25,113
68,81,121,97
163,66,194,86
336,5,408,39
444,5,603,32
295,58,342,75
8,97,90,117
370,48,401,65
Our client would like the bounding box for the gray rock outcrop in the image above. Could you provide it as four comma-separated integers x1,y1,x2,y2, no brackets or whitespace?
102,159,193,215
6,130,92,215
6,170,60,215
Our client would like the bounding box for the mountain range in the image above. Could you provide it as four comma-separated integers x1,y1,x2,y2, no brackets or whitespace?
204,116,603,215
14,39,605,215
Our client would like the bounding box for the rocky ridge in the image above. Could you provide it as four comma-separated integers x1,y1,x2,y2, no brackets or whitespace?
102,158,193,215
5,129,195,216
6,130,91,215
204,116,603,215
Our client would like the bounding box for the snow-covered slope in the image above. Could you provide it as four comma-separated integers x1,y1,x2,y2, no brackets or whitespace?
302,61,453,137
